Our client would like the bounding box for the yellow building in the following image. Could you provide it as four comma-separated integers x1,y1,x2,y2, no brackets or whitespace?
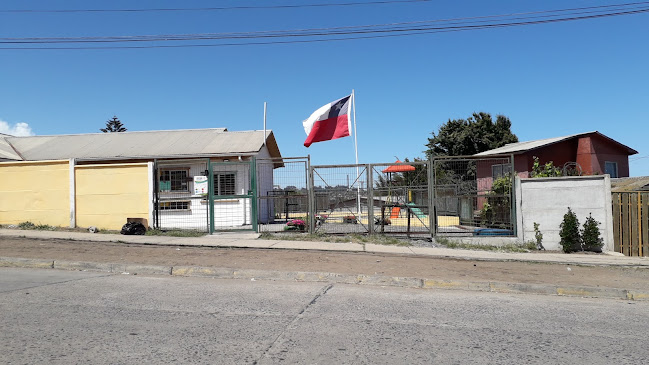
0,129,282,231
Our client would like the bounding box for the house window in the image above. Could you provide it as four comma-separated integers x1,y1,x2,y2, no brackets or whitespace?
492,164,512,179
160,169,189,192
214,173,236,195
605,161,618,178
159,201,190,210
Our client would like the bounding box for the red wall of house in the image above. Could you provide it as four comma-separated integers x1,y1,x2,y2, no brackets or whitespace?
516,135,631,177
582,134,631,177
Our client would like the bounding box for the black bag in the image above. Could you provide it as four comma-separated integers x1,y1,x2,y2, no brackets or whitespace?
120,222,146,235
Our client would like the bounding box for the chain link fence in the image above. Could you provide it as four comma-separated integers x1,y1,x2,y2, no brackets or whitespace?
432,155,515,236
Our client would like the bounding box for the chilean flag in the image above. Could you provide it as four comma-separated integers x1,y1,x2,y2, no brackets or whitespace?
302,95,352,147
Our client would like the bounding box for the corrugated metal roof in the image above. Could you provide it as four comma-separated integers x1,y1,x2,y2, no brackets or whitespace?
474,131,637,156
3,128,282,161
611,177,649,192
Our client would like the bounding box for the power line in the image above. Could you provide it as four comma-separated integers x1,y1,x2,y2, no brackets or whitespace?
0,0,431,13
2,3,647,49
6,2,649,42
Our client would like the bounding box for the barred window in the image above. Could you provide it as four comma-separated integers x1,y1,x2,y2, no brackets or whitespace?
159,201,190,210
214,173,236,196
160,169,189,192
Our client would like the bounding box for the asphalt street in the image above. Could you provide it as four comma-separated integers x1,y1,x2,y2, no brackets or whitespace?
2,268,648,364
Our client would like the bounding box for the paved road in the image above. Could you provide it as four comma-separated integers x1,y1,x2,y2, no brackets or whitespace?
2,268,648,364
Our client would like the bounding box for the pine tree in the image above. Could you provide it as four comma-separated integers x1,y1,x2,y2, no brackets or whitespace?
559,207,581,253
100,116,127,133
581,213,603,253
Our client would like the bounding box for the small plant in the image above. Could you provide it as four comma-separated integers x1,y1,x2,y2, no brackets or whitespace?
533,222,545,250
559,207,581,253
531,156,561,177
581,213,603,253
18,221,36,230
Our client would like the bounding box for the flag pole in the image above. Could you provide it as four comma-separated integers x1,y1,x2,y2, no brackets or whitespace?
352,90,361,215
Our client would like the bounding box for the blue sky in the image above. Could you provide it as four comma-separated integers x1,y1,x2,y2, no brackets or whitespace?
1,0,647,176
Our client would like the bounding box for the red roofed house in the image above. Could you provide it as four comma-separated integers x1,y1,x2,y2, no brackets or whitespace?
474,131,638,193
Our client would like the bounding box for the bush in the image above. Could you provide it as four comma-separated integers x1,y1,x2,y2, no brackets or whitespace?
533,222,545,250
559,207,581,253
581,213,603,253
531,156,561,177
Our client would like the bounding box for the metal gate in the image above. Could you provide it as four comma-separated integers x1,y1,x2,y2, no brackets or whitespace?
208,160,256,232
431,155,515,236
310,164,370,235
154,159,210,232
309,161,432,237
256,157,310,233
153,158,257,233
370,161,432,236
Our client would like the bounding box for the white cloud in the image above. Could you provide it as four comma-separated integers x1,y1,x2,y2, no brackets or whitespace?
0,120,35,136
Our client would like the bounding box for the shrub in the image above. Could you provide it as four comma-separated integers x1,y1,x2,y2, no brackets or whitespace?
533,222,545,250
559,207,581,253
480,176,512,228
18,221,37,230
531,156,561,177
581,213,603,253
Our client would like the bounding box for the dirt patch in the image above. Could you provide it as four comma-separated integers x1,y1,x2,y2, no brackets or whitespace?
2,236,649,291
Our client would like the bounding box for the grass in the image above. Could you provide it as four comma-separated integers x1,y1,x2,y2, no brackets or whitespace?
4,221,205,238
435,236,539,253
145,229,206,237
259,232,412,246
17,221,56,231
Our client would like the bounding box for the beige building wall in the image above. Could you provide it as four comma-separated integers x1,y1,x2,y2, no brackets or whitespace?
75,163,150,230
0,160,70,226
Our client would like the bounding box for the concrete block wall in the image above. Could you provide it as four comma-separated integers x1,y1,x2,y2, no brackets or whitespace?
516,175,613,251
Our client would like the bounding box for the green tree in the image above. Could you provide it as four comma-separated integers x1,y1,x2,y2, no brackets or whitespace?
100,116,127,133
425,112,518,157
559,207,581,253
581,213,603,253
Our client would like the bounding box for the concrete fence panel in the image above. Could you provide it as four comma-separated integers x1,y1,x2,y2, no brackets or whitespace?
516,175,613,251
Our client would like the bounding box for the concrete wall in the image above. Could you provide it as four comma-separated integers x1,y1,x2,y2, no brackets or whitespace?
0,160,70,226
515,175,614,251
75,163,150,230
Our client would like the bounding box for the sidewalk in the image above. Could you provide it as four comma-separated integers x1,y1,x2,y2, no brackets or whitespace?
1,228,648,267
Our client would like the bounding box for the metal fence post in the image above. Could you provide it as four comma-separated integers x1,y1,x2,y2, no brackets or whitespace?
428,157,436,238
367,164,374,235
251,157,258,233
509,153,517,236
307,155,315,234
208,160,215,234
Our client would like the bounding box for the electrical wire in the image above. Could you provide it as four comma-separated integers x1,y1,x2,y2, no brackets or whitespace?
0,0,432,13
1,2,647,49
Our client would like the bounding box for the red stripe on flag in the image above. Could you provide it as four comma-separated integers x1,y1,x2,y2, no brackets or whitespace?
304,115,350,147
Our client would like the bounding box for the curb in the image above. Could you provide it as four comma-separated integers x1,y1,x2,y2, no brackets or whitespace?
2,257,648,301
